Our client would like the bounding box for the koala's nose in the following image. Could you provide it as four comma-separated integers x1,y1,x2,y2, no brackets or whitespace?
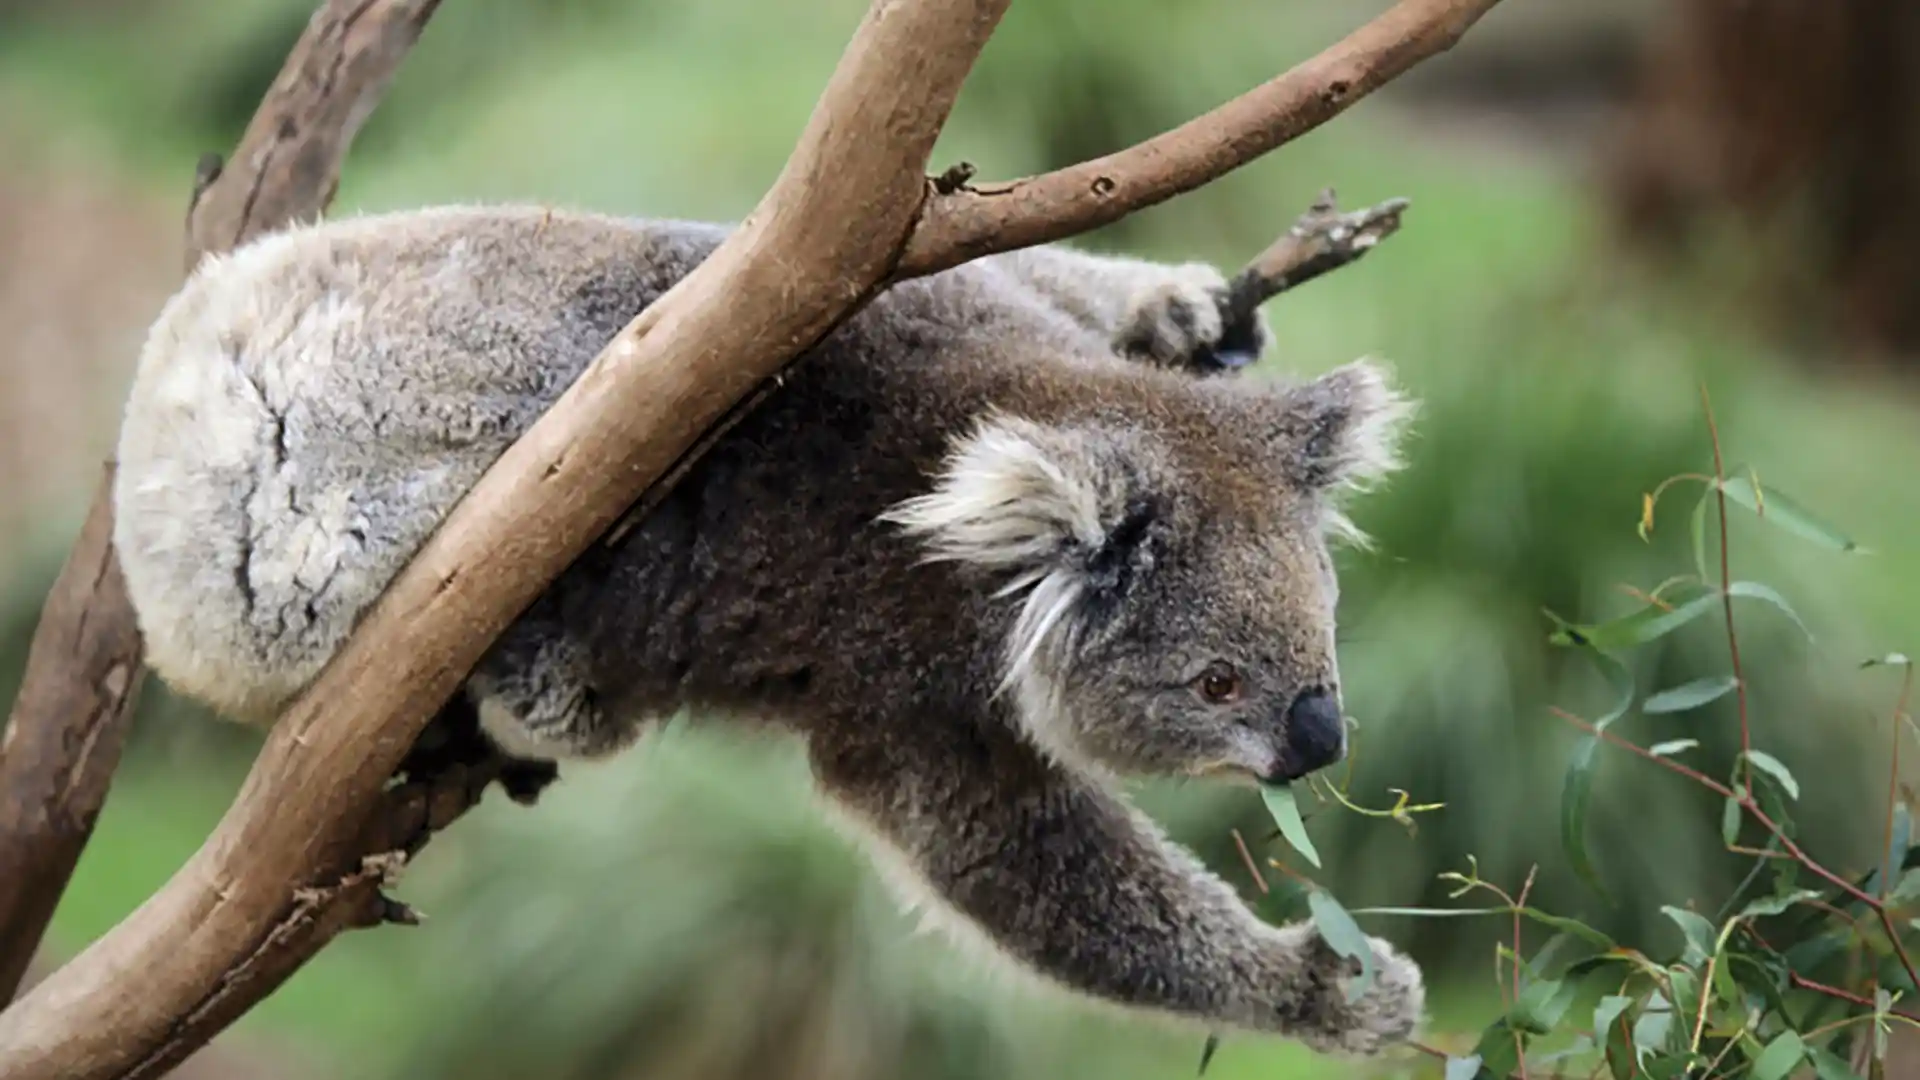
1284,689,1346,774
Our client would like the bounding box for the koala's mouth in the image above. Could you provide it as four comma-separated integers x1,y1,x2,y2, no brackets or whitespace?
1187,758,1328,788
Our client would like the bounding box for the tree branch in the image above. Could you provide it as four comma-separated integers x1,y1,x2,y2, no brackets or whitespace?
894,0,1501,278
0,0,1505,1074
0,0,441,1008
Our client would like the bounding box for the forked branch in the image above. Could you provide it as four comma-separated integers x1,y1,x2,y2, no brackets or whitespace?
0,0,1504,1075
0,0,444,1009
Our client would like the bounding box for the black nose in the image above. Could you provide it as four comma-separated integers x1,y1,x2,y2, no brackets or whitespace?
1284,689,1345,775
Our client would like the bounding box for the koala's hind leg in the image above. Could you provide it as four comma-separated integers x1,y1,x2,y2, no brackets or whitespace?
399,695,560,806
463,610,640,763
807,724,1423,1052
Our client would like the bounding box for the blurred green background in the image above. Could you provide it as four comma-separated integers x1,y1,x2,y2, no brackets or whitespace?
3,1,1917,1077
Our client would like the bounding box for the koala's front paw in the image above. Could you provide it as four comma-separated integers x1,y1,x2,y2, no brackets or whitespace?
1274,925,1425,1057
1114,269,1267,375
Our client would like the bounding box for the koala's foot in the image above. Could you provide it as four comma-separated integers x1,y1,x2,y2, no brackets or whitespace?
399,697,560,807
1114,268,1268,375
1271,925,1425,1057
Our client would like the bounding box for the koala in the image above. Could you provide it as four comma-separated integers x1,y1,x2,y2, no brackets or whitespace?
111,204,1423,1054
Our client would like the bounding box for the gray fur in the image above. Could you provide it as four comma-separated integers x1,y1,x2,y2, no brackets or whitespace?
111,204,1422,1050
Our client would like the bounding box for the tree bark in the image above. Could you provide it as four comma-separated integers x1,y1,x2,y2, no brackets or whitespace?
0,0,443,1008
0,0,1504,1076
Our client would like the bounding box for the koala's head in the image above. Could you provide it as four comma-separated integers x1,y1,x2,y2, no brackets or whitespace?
885,359,1414,786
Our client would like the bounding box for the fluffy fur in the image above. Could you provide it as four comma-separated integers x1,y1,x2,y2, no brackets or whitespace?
112,204,1422,1052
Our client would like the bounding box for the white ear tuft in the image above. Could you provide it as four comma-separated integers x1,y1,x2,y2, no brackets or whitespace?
882,415,1162,697
880,415,1112,571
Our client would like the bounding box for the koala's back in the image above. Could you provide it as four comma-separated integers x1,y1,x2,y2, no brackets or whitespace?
113,205,1124,723
113,207,739,720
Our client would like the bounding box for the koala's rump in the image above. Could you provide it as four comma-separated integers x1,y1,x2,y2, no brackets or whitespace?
110,207,719,722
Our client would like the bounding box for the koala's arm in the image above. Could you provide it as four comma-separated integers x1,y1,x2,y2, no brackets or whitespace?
808,724,1423,1053
984,244,1270,373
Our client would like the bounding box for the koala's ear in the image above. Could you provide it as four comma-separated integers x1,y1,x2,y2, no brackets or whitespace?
881,415,1159,595
1270,359,1417,497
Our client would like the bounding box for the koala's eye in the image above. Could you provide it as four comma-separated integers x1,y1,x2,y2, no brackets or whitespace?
1193,662,1243,705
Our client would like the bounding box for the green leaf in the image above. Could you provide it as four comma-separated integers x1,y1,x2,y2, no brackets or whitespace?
1744,750,1801,800
1631,1003,1673,1064
1718,475,1864,554
1196,1035,1220,1076
1512,976,1578,1034
1306,888,1374,1003
1722,796,1742,846
1444,1055,1483,1080
1469,1019,1522,1080
1259,783,1321,869
1736,888,1823,920
1749,1030,1807,1080
1726,581,1814,641
1690,494,1712,583
1662,906,1719,966
1593,995,1634,1038
1348,905,1617,950
1808,1045,1866,1080
1562,651,1634,902
1648,738,1700,758
1873,802,1912,898
1644,675,1739,715
1547,589,1719,651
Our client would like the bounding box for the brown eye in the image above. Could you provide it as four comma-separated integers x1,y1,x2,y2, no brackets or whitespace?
1195,662,1242,704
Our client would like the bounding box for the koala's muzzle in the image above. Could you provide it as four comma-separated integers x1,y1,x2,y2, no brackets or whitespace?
1279,689,1345,778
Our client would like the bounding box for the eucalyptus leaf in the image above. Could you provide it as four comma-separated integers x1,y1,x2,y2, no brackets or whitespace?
1749,1030,1806,1080
1808,1045,1866,1080
1259,783,1321,869
1643,675,1739,715
1561,651,1634,902
1648,738,1700,758
1718,475,1863,554
1744,750,1801,801
1726,581,1815,641
1736,888,1823,920
1306,888,1374,1004
1547,589,1719,651
1444,1056,1483,1080
1661,905,1719,966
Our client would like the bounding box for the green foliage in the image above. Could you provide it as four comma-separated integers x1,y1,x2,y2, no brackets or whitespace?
1297,418,1920,1080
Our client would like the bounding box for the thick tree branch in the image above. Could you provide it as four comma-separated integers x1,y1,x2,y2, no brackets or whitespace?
894,0,1501,278
0,0,1504,1075
0,0,441,1009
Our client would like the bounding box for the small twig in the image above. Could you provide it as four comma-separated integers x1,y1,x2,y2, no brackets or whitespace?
1230,829,1270,896
930,160,977,195
1219,189,1409,329
1879,665,1914,903
1700,384,1753,796
1513,865,1537,1080
1554,706,1920,994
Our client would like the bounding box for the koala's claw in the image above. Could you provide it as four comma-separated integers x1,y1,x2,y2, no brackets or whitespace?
399,699,559,807
1285,929,1426,1058
1115,272,1267,375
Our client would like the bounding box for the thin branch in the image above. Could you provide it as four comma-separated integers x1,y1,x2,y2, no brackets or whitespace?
1699,383,1754,795
0,0,1508,1073
0,0,442,1007
0,468,144,1002
894,0,1502,278
1220,188,1409,329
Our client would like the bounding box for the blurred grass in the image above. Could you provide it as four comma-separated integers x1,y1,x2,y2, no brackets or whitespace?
5,0,1918,1076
